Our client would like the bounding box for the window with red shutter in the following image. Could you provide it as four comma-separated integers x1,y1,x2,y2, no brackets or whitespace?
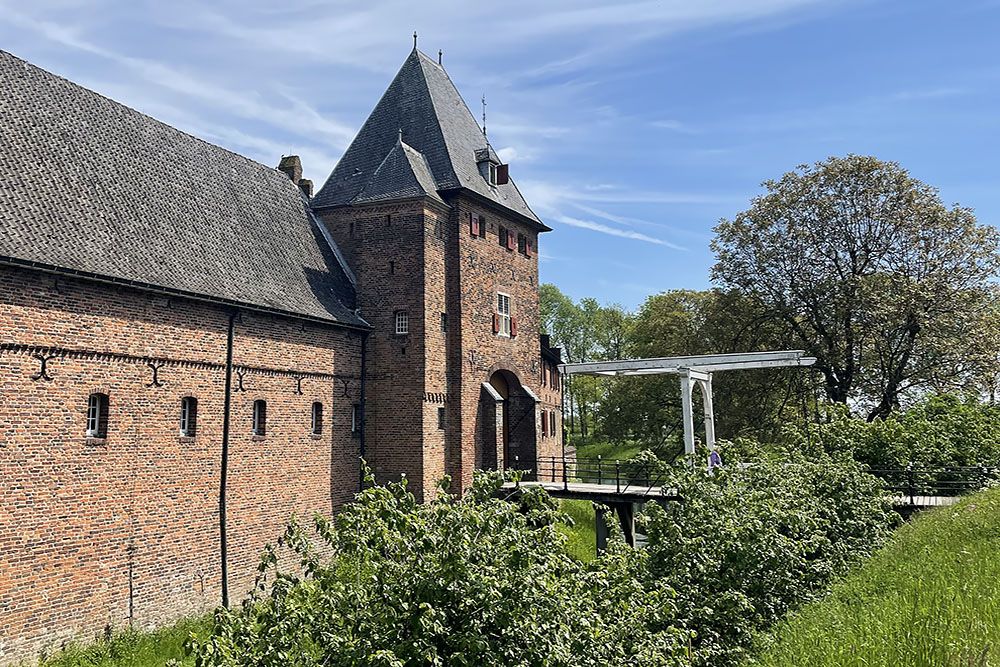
492,313,500,334
541,410,548,437
510,316,518,338
507,233,516,251
525,241,532,258
470,212,479,236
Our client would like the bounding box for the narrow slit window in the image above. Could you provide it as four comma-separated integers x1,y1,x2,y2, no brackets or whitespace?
351,403,361,433
437,406,445,430
86,393,109,438
253,399,267,436
311,402,323,435
440,312,448,332
550,411,556,437
180,396,198,437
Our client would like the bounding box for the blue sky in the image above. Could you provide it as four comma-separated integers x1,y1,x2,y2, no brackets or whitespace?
2,0,998,310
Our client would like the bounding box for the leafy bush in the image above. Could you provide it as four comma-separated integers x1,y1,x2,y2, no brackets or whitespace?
193,470,687,667
782,394,1000,469
642,460,897,666
192,457,896,667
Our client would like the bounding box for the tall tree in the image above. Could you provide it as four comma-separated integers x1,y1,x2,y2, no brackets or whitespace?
712,156,1000,420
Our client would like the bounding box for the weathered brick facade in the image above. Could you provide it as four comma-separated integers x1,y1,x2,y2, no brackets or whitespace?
0,266,363,663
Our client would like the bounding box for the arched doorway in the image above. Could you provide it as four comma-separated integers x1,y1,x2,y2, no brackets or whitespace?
478,369,537,473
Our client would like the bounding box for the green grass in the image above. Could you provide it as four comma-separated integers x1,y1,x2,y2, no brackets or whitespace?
751,487,1000,667
38,616,208,667
573,440,643,461
558,499,598,561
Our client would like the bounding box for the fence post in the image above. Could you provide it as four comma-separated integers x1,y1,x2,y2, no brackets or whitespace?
562,455,568,491
615,461,621,494
597,455,603,485
515,456,520,489
906,462,914,506
551,457,556,483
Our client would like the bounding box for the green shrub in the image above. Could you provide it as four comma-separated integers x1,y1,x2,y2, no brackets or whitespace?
193,470,687,667
783,394,1000,469
643,460,897,666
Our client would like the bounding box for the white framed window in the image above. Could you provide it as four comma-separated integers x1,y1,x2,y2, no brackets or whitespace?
252,399,267,436
496,293,511,337
311,402,323,435
488,162,498,186
180,396,198,437
394,310,409,335
86,393,109,438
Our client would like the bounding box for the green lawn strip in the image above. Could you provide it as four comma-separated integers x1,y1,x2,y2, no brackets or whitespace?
40,616,209,667
573,440,642,462
751,487,1000,667
558,498,598,561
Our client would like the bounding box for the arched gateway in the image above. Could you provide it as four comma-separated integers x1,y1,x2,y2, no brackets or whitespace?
477,369,538,473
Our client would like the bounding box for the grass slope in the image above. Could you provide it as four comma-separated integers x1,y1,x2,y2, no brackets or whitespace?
38,617,207,667
753,487,1000,667
558,499,597,561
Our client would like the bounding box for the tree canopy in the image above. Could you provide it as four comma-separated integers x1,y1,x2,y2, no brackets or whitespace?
712,155,1000,419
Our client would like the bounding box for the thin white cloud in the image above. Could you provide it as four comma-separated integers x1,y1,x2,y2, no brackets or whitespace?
555,215,687,250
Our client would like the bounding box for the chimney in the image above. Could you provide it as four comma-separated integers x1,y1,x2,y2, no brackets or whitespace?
278,155,303,184
298,178,314,198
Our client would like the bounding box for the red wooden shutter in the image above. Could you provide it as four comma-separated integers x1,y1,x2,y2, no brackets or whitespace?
493,313,500,334
496,163,509,185
511,316,518,338
469,212,479,236
507,233,516,251
525,241,533,258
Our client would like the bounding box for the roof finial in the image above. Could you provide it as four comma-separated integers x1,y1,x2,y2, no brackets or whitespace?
413,31,418,50
438,49,443,65
397,128,403,145
481,93,488,146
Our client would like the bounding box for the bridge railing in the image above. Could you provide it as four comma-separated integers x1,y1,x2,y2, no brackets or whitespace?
866,465,1000,504
523,456,668,494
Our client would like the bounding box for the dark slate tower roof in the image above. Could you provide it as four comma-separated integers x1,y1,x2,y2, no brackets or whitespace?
312,49,546,228
0,50,365,327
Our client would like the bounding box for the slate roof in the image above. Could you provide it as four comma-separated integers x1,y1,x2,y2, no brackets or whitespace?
312,49,547,228
353,138,444,205
0,50,365,327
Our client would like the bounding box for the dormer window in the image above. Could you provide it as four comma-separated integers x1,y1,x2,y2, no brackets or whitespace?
476,148,508,186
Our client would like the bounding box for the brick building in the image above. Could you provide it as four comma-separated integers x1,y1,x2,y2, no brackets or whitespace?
0,45,562,664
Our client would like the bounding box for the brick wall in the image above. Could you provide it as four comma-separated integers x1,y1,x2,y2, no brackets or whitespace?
0,265,362,665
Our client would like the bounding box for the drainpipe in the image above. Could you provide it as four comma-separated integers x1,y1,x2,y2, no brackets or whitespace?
219,309,238,608
358,330,369,491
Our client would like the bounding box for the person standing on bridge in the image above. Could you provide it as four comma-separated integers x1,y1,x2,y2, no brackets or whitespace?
707,443,723,474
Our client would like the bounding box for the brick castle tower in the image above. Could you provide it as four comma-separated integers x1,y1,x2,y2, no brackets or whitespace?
311,46,563,499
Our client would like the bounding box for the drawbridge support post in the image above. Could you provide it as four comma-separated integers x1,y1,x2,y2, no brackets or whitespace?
595,501,635,554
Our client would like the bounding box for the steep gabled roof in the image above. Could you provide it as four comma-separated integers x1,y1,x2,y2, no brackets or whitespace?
352,139,444,205
313,49,545,227
0,50,365,327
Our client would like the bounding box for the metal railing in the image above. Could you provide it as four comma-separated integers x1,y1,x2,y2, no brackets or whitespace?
867,465,1000,505
513,456,669,495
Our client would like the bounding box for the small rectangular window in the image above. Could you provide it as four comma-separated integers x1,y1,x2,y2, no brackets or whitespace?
498,226,508,248
311,402,324,435
550,411,557,437
541,410,548,437
86,393,109,438
253,399,267,436
440,312,448,332
496,293,511,337
351,403,361,433
394,311,409,335
390,261,395,275
517,234,527,255
437,406,445,430
180,396,198,437
478,215,486,238
552,368,560,390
